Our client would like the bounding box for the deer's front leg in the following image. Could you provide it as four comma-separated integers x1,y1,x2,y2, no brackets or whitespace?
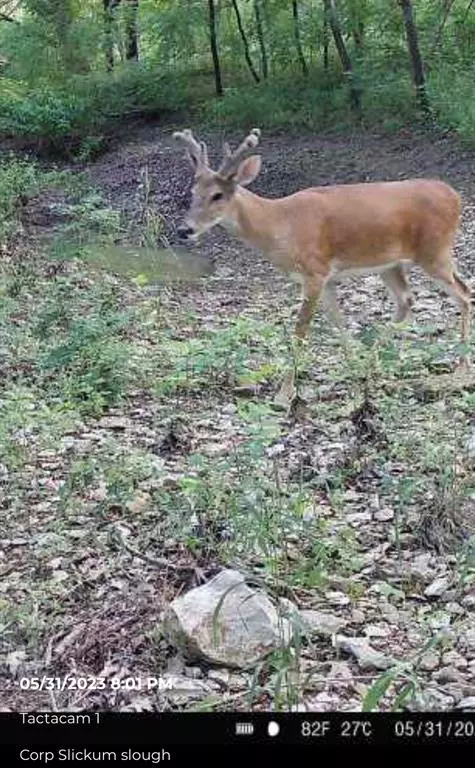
274,277,323,410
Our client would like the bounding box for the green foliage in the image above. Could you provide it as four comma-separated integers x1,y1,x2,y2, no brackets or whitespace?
155,317,281,395
38,310,133,415
1,0,474,149
0,66,188,155
0,154,35,241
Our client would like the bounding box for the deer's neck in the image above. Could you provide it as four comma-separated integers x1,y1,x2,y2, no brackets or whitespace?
225,188,282,255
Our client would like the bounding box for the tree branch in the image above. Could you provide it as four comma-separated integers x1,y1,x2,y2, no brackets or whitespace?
0,11,18,22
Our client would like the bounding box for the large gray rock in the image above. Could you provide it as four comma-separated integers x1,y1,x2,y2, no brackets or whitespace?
163,569,293,668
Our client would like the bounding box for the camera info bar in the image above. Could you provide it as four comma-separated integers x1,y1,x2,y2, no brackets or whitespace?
2,712,474,755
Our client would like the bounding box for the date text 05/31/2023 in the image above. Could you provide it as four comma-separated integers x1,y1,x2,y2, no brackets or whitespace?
18,676,173,693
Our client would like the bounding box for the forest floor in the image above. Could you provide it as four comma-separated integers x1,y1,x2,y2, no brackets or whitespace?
1,122,475,713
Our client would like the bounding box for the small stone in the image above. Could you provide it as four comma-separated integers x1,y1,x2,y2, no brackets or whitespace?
51,570,69,582
126,492,151,514
364,623,390,638
428,613,452,630
300,609,347,637
442,685,464,703
346,512,372,526
462,592,475,609
445,602,465,615
228,674,248,691
418,652,440,672
466,433,475,459
98,416,130,430
424,577,450,598
379,601,400,623
456,697,475,710
442,650,468,669
207,669,230,686
374,507,394,522
420,688,454,710
161,675,211,698
409,553,434,581
461,628,475,652
432,666,464,683
335,635,391,670
303,691,340,712
184,666,203,679
407,628,425,646
325,591,350,607
351,609,366,624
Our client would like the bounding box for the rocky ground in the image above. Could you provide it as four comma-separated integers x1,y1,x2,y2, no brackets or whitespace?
1,123,475,713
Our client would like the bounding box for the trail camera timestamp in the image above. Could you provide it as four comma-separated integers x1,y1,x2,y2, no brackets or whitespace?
18,676,173,692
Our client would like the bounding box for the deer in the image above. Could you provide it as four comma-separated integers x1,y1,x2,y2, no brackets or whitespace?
172,127,472,407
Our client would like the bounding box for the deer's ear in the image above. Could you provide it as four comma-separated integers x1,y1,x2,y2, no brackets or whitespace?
234,155,261,186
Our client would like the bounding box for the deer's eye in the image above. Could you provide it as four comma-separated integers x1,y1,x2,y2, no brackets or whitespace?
211,192,223,203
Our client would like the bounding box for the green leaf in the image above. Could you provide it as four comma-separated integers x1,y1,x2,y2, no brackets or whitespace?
362,668,398,712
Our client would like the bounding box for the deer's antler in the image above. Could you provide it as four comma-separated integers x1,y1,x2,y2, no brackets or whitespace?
173,129,209,172
218,128,261,180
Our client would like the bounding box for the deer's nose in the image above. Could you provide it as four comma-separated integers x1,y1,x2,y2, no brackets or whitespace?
177,225,195,241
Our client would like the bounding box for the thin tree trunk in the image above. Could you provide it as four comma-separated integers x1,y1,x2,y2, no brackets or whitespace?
124,0,139,61
323,4,329,71
398,0,431,115
324,0,362,114
103,0,120,71
292,0,308,76
254,0,268,79
208,0,223,97
352,21,364,56
429,0,456,58
461,0,475,24
231,0,260,83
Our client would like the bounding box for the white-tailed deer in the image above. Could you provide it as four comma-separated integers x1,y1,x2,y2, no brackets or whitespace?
173,127,471,406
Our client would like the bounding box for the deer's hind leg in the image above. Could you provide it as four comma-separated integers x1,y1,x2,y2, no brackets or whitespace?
420,250,472,370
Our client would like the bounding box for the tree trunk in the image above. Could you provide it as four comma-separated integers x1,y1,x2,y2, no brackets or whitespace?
292,0,308,76
254,0,268,79
461,0,475,25
324,0,361,114
103,0,120,71
398,0,431,115
352,21,364,56
323,4,329,71
428,0,456,59
208,0,223,97
231,0,260,83
124,0,139,61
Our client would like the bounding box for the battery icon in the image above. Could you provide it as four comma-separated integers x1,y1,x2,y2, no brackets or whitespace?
236,722,254,736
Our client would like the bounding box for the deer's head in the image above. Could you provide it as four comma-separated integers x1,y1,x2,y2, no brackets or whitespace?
173,128,262,242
